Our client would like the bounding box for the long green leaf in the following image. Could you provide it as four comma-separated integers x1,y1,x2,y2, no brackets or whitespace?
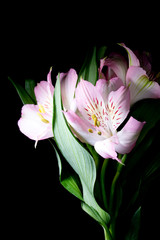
25,79,36,103
9,77,35,104
125,207,141,240
52,141,83,201
78,46,98,85
52,74,110,224
81,202,112,239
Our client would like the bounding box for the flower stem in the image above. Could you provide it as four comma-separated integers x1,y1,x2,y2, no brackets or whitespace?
108,154,127,239
103,226,113,240
109,154,127,213
100,158,109,211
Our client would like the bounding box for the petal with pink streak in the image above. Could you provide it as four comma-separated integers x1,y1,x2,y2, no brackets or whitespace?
18,104,53,141
94,136,121,162
126,66,160,105
115,116,145,154
119,43,140,67
75,79,105,122
60,68,77,111
107,86,130,131
64,110,105,146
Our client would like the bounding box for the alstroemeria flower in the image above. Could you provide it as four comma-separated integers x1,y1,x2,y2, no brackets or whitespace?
64,79,145,162
99,43,160,105
18,68,54,146
18,68,78,146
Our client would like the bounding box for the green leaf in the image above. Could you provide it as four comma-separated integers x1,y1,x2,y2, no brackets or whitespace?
125,207,141,240
52,141,83,201
78,46,98,85
25,79,36,103
81,203,113,240
97,46,107,61
9,77,35,105
131,99,160,144
52,74,110,224
81,202,107,227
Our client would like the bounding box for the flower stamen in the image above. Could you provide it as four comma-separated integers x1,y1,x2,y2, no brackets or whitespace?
39,104,46,113
92,114,100,127
37,112,49,123
88,128,93,133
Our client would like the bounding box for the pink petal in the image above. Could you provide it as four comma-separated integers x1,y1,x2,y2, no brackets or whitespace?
34,81,50,103
95,77,124,102
60,68,78,111
115,116,145,154
47,67,52,83
75,79,105,122
34,75,54,115
95,79,109,102
99,58,107,79
35,68,54,103
94,136,121,162
107,86,130,131
108,77,124,93
18,104,53,141
119,43,140,67
102,54,128,84
47,67,55,95
126,66,160,105
64,110,105,145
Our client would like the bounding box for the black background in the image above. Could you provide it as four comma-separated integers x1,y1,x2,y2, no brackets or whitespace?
2,3,160,239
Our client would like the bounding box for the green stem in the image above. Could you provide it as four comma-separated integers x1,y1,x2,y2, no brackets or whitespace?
109,154,127,239
109,154,127,213
103,226,113,240
100,158,109,210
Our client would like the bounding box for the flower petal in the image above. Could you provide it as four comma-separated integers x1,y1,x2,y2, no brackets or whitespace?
126,66,160,105
95,77,124,102
107,86,130,130
64,110,105,145
119,43,140,67
60,68,77,111
102,54,128,84
75,79,105,122
18,104,53,141
95,79,108,101
34,74,54,115
94,136,121,162
115,116,145,154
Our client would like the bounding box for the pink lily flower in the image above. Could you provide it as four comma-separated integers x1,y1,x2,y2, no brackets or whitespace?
18,68,77,147
99,43,160,105
64,79,145,163
18,68,54,147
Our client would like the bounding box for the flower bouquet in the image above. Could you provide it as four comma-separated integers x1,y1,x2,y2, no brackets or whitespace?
10,43,160,239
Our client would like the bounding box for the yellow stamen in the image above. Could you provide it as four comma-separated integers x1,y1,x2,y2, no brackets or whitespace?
98,131,102,135
37,112,49,123
91,114,96,120
97,121,100,127
91,114,100,127
93,117,97,126
39,104,45,113
88,128,93,133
